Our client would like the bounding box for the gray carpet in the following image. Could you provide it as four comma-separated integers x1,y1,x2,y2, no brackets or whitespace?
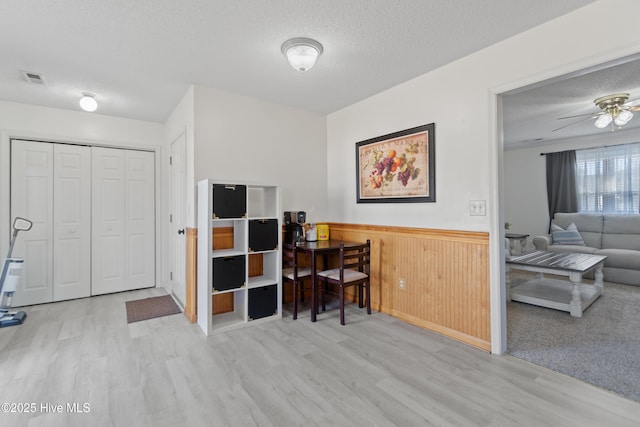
508,275,640,402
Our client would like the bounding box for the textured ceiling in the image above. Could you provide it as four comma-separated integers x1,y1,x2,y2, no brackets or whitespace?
503,55,640,148
0,0,596,123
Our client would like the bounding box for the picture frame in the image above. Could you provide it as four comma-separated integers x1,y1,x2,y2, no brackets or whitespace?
356,123,435,203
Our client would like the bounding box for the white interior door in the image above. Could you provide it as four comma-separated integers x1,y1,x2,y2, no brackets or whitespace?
170,133,186,305
53,144,91,301
124,150,155,290
10,140,53,306
92,147,126,295
92,147,155,295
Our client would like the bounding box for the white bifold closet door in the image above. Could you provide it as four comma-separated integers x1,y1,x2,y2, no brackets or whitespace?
91,147,155,295
10,141,155,306
53,144,92,301
10,140,91,306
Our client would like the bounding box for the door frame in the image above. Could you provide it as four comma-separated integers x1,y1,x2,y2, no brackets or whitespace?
489,51,640,355
169,131,187,306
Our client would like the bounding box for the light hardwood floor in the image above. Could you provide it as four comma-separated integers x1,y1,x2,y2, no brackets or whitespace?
1,287,639,426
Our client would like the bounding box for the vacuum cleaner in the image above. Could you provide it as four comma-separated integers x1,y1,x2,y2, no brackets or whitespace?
0,217,32,328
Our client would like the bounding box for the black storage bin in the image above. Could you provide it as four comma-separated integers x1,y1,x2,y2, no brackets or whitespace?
248,219,278,252
212,255,246,291
248,285,277,320
212,184,246,218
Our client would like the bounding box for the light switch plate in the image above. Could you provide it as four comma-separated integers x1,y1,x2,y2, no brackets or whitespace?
469,200,486,216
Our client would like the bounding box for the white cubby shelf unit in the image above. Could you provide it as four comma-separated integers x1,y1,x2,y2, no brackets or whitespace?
197,180,282,335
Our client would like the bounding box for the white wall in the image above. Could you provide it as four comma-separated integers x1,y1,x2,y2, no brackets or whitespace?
505,128,640,242
326,0,640,354
327,68,494,230
0,99,164,284
161,85,326,310
192,85,328,223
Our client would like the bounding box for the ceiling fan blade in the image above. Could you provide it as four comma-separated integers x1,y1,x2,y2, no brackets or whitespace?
630,105,640,112
557,111,602,120
552,115,597,132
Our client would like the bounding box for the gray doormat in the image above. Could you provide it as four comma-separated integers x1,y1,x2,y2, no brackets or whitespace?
125,295,181,323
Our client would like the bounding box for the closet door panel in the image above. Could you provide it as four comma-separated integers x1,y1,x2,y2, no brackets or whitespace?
11,142,155,302
124,150,155,290
91,147,126,295
10,140,54,306
53,144,91,301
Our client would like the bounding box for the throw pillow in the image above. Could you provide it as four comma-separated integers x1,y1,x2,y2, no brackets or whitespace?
551,222,585,246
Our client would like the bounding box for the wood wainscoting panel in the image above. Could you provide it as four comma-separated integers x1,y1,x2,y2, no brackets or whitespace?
212,227,234,250
184,227,197,323
185,227,236,320
188,223,490,350
248,253,263,278
212,293,234,315
211,226,241,315
327,223,490,351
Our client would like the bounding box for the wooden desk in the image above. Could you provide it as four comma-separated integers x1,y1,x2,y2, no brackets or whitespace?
295,240,363,322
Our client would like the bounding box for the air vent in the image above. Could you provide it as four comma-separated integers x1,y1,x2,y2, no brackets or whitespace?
21,71,46,85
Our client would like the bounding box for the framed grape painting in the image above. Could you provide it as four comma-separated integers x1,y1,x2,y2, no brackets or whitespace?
356,123,435,203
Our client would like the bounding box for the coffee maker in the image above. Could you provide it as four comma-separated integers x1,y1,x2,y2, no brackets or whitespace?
284,211,306,243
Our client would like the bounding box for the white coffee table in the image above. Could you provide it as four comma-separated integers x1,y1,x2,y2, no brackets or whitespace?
506,251,607,318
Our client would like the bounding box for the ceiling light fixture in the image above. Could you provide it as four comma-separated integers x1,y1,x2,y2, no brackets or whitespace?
281,37,323,72
593,93,634,130
594,113,612,129
614,109,634,126
79,92,98,112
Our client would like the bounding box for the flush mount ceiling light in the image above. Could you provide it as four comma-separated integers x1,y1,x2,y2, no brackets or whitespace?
281,37,323,72
79,92,98,112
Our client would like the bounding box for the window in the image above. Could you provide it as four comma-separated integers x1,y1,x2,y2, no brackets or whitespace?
576,142,640,214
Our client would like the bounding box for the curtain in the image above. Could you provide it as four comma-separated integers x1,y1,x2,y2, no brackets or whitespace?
546,150,578,232
575,143,640,214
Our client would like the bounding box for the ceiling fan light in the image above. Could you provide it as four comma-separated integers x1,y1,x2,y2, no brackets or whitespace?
594,113,612,129
79,92,98,112
281,38,323,72
614,109,633,126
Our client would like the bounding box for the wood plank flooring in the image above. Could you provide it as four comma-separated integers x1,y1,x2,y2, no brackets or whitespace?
1,287,639,426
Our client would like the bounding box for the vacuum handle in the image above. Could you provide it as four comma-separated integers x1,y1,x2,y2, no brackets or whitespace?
6,217,33,259
13,217,33,232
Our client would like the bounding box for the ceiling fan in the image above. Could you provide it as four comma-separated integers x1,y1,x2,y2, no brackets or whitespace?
553,93,640,132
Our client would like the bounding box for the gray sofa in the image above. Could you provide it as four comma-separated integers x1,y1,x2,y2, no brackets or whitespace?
533,212,640,286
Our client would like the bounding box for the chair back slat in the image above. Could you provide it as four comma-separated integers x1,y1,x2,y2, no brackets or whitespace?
282,242,297,269
339,241,370,278
315,239,372,324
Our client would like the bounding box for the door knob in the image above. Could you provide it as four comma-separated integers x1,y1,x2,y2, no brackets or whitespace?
178,229,185,235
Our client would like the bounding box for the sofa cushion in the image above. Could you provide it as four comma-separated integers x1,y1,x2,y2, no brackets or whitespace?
553,213,603,248
601,267,640,286
596,248,640,270
551,222,585,246
602,215,640,251
547,245,598,255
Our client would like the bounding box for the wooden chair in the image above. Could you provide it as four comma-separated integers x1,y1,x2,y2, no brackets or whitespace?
316,240,371,325
282,242,312,319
